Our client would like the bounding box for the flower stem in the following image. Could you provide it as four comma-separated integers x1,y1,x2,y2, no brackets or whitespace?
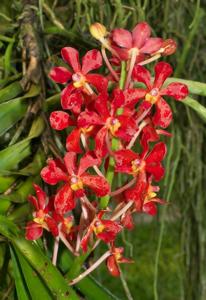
125,49,137,89
52,236,60,266
101,47,119,81
127,121,147,149
110,178,136,197
59,232,78,255
69,251,111,285
111,200,134,221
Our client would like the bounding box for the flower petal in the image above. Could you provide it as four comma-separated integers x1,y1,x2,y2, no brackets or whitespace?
132,65,152,89
66,128,82,153
50,111,73,130
112,28,132,48
61,47,81,72
114,149,139,166
161,82,188,100
116,116,137,142
78,152,100,175
145,142,167,163
33,184,47,210
41,160,68,185
28,195,39,210
54,184,75,215
94,126,108,158
81,174,110,196
45,217,59,237
49,67,72,84
145,163,165,181
124,88,146,109
81,226,93,252
140,124,159,157
143,201,157,215
82,50,102,74
154,62,173,89
106,255,120,277
86,74,108,92
64,152,77,175
78,110,103,127
132,22,151,48
140,38,163,54
95,94,110,121
61,86,83,113
153,97,173,128
26,221,43,240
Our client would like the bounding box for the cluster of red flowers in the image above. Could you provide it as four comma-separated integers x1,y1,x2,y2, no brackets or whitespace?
25,22,188,279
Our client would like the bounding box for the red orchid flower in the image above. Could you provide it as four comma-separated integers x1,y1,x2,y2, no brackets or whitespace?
106,246,133,277
49,47,108,113
140,118,172,157
26,184,58,240
125,174,165,215
114,142,167,182
110,22,163,62
132,62,189,128
78,89,137,158
81,211,122,252
40,152,110,215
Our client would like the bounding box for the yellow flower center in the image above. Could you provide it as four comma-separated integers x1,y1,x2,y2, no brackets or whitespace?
93,220,105,235
72,72,86,88
33,210,45,225
107,118,121,135
70,176,83,191
81,126,94,134
145,88,160,104
131,159,145,175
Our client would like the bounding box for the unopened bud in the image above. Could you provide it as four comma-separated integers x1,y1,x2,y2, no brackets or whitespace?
90,23,108,42
161,39,177,56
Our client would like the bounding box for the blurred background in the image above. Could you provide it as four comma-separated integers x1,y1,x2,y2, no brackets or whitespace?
0,1,205,299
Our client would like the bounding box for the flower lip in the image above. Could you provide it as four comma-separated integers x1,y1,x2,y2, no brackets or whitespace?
145,88,160,104
107,117,121,135
70,176,83,191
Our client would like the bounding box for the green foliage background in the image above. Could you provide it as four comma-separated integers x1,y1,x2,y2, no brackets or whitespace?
0,0,205,299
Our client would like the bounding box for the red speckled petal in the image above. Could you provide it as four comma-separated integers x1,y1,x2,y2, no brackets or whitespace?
61,86,83,113
26,221,43,240
112,28,132,48
86,74,108,92
146,142,167,163
161,82,188,100
64,152,77,175
33,184,47,210
132,22,151,48
143,201,157,215
81,226,93,252
61,47,81,72
78,110,103,127
49,67,72,84
114,149,139,166
82,49,102,74
66,128,82,153
50,111,73,130
154,62,173,89
81,174,110,196
116,115,137,142
124,88,146,109
145,163,165,181
106,255,120,277
95,93,110,121
45,217,59,237
28,195,39,210
140,38,163,54
132,65,152,89
153,97,173,128
78,152,100,175
95,126,108,158
41,160,68,185
54,184,75,215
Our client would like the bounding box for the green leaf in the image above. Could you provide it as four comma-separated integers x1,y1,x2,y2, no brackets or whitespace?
14,246,53,300
0,139,31,171
183,96,206,123
0,81,23,104
10,246,31,300
0,97,27,136
0,215,19,239
12,237,79,300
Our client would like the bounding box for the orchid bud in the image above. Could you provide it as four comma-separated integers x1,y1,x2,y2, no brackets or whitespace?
161,39,177,56
90,23,108,42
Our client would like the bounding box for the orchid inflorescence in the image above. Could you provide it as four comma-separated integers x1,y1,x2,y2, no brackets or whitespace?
25,22,188,282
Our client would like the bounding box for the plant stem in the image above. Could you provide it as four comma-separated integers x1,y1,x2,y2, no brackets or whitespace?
52,236,59,266
110,178,136,197
69,251,111,285
119,266,134,300
101,47,119,81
